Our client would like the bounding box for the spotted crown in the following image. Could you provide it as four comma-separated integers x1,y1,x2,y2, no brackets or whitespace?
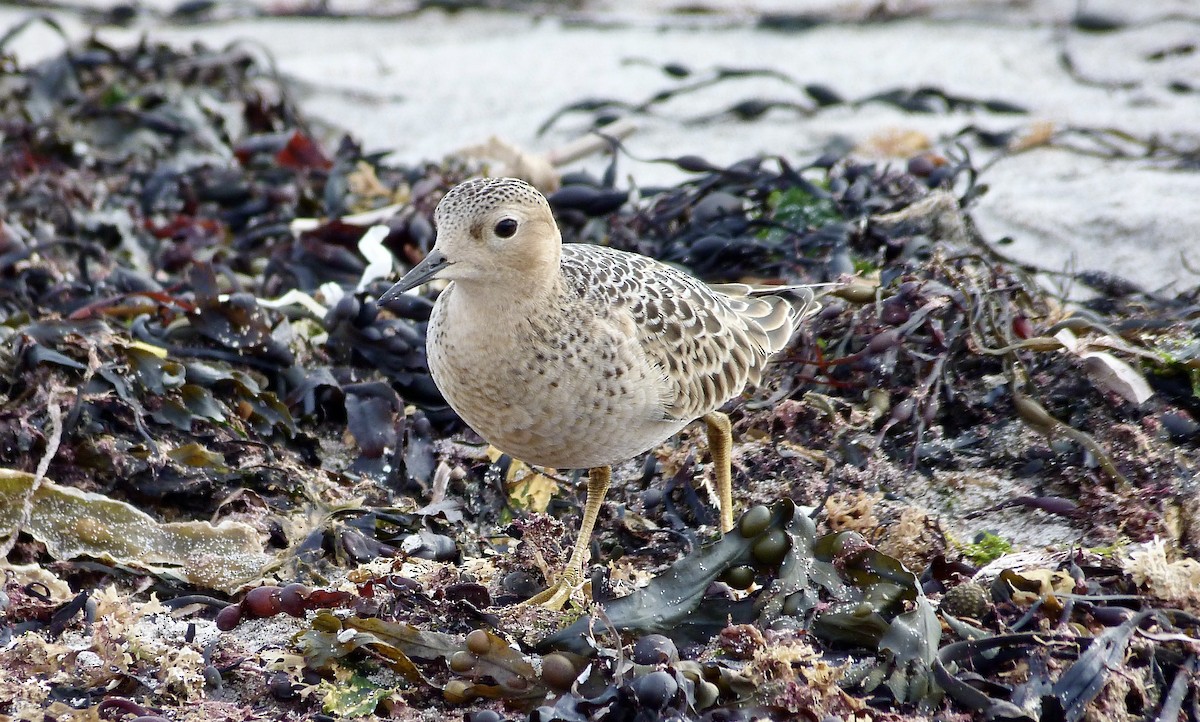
434,177,550,235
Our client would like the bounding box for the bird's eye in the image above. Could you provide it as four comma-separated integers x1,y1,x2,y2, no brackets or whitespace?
494,218,519,238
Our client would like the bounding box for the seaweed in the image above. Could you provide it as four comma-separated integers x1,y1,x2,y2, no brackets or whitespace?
0,21,1198,722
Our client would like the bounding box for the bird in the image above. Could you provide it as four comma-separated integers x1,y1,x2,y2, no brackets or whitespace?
378,177,818,609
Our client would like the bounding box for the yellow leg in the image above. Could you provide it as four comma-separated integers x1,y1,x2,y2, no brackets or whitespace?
522,465,611,609
704,411,735,534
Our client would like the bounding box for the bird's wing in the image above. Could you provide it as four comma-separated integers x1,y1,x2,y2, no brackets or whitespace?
561,244,812,421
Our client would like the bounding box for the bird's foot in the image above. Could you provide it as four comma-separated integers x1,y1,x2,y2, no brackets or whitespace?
520,567,585,610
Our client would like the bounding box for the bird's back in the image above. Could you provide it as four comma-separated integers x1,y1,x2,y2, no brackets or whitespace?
559,244,817,423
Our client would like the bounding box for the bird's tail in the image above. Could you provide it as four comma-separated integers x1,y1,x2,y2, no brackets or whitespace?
711,283,825,353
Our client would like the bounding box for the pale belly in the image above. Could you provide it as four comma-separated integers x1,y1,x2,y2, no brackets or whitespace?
427,293,688,469
439,374,689,469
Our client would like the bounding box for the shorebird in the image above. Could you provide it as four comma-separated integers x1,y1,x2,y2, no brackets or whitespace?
379,177,817,609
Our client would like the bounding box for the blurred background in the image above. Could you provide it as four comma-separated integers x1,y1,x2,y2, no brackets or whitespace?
3,0,1198,293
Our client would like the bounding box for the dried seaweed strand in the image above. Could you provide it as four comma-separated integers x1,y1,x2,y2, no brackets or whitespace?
0,395,62,557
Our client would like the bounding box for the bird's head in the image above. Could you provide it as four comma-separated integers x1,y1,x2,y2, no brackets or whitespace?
379,177,561,303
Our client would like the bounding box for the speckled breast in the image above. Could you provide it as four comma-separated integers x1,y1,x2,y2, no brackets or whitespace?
425,285,687,470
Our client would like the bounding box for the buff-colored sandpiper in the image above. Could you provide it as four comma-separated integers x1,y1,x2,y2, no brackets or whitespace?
379,177,818,609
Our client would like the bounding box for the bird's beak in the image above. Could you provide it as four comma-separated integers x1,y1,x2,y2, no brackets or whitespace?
378,250,450,305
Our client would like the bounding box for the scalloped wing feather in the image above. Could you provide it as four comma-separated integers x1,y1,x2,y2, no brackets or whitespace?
560,245,817,422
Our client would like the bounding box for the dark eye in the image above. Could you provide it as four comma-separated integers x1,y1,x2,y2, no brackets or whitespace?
494,218,518,238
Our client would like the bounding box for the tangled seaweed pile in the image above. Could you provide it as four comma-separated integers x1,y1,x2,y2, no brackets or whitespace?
2,26,1199,722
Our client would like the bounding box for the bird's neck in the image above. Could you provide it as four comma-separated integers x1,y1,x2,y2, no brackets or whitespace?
444,267,564,320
